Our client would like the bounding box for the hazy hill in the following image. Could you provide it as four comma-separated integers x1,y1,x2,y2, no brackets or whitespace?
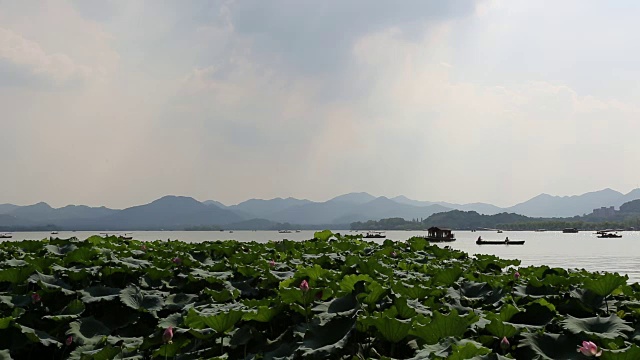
7,202,117,224
0,204,19,214
203,200,227,208
228,197,313,219
506,188,625,217
334,197,451,223
92,196,243,230
391,196,504,215
328,192,377,204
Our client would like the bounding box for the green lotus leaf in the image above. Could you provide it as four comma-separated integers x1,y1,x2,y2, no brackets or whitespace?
0,266,35,284
158,313,182,330
64,247,99,265
0,349,11,360
433,266,463,287
585,273,628,297
152,337,192,359
69,344,121,360
339,274,373,293
0,316,12,329
144,267,172,281
80,286,121,303
601,344,640,360
361,280,388,306
120,286,164,312
561,314,633,340
189,269,233,283
484,317,518,338
392,282,431,300
0,295,30,308
299,316,355,357
67,317,112,345
394,296,417,319
29,271,74,294
448,341,492,360
243,305,281,323
411,309,479,345
370,315,412,343
517,332,583,360
42,299,85,321
313,230,334,241
498,304,521,321
17,324,61,347
164,293,198,310
45,243,77,255
204,283,240,302
297,264,330,281
184,307,244,334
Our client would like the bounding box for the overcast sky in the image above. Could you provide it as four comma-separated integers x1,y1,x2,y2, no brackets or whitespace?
2,0,640,209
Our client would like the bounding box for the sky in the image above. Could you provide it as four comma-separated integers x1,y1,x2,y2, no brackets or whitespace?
2,0,640,209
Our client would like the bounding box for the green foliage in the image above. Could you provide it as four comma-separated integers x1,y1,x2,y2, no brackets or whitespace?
0,232,638,359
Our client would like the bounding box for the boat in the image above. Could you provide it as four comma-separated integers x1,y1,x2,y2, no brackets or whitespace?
118,233,133,240
295,230,301,233
229,231,233,233
422,227,456,242
364,231,386,239
562,228,578,233
278,230,292,234
0,233,12,239
597,231,622,238
476,237,525,245
50,231,59,235
535,229,546,232
497,230,503,234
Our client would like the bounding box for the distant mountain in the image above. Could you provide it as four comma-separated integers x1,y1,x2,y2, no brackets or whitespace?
506,188,625,217
7,202,117,224
334,197,451,224
392,196,504,215
0,204,19,214
93,196,243,230
267,196,450,225
328,192,377,204
203,200,227,208
229,197,313,219
4,187,640,230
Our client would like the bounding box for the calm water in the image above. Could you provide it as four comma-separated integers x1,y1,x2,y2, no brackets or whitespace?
6,230,640,283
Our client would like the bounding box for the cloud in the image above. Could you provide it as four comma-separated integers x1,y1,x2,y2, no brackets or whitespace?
0,27,101,85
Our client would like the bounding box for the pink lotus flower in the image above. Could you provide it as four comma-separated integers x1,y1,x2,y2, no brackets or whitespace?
300,279,309,292
163,326,173,344
269,260,276,267
141,245,147,251
65,336,73,346
514,271,520,280
172,257,181,264
31,292,41,303
577,341,602,357
500,337,510,350
391,251,397,258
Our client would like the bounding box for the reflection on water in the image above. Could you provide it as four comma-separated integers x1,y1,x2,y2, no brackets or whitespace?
7,229,640,283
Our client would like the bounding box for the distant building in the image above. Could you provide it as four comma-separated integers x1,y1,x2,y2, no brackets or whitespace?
592,206,616,218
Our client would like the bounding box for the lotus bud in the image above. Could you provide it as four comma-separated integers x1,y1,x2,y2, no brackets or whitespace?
269,260,276,267
500,337,510,351
163,326,174,344
577,341,602,357
391,251,397,258
65,336,73,346
172,257,181,264
514,271,520,280
31,292,41,303
300,279,310,292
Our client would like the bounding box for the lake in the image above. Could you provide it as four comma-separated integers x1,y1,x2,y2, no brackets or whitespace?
6,229,640,282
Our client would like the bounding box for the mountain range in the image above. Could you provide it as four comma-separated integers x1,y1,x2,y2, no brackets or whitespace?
1,188,639,230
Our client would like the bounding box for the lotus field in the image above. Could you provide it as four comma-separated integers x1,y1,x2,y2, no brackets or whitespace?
2,231,640,359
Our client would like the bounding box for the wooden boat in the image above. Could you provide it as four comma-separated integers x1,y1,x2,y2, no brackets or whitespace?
562,228,578,233
50,231,59,235
278,230,292,234
476,239,525,245
597,232,622,238
364,231,386,239
422,227,456,242
0,233,12,239
497,230,503,233
118,233,133,240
